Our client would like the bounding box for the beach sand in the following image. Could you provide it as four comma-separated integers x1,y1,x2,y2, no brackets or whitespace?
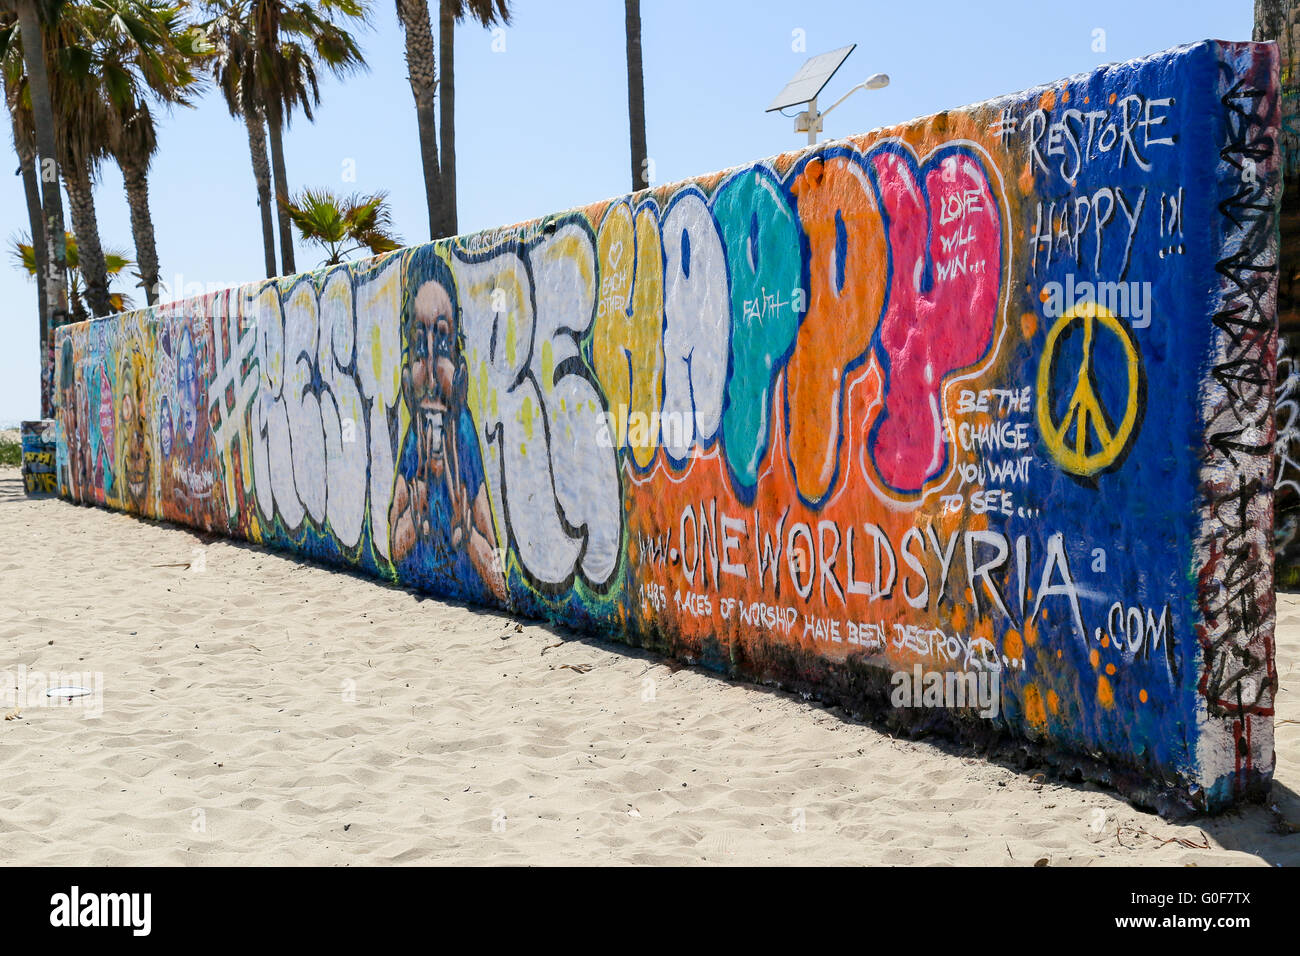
1,467,1296,866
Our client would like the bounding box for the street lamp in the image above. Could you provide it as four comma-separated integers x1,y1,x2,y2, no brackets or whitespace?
767,45,890,145
794,73,891,145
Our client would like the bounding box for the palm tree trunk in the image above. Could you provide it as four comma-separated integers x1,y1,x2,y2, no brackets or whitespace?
15,0,69,417
265,97,296,275
624,0,648,192
63,159,113,318
117,153,160,306
8,98,49,336
398,0,443,240
243,105,278,278
437,0,457,236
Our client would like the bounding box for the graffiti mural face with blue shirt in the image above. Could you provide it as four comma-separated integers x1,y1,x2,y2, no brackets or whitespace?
390,251,507,605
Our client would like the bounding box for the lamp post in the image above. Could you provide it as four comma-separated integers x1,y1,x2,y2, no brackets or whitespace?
795,73,890,145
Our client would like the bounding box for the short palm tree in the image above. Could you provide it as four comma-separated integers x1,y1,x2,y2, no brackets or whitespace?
281,187,401,266
12,231,136,320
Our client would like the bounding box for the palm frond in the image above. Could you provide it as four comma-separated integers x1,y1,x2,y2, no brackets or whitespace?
281,187,402,266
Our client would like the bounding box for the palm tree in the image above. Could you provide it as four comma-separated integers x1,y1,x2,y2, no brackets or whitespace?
436,0,507,236
57,83,114,318
31,2,115,318
252,0,370,276
280,187,400,265
205,2,277,277
7,2,121,321
6,1,197,319
99,2,204,305
108,101,165,303
205,1,368,278
12,231,136,320
1,0,70,417
624,0,646,191
1,12,48,337
394,0,440,239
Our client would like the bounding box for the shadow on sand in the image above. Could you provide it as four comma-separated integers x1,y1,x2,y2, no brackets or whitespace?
8,470,1299,865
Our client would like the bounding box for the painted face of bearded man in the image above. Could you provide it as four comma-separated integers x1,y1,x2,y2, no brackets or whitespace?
390,273,508,605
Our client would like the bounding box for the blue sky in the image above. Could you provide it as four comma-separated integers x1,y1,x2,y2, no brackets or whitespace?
0,0,1251,424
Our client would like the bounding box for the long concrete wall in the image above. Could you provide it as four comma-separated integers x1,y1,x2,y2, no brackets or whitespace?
53,40,1280,813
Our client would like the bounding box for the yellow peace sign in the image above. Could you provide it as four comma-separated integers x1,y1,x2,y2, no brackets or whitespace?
1036,301,1142,476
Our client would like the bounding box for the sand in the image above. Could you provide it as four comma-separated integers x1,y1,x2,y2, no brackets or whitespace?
0,467,1296,866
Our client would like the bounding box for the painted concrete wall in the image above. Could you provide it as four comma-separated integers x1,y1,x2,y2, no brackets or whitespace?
20,420,56,496
53,40,1279,813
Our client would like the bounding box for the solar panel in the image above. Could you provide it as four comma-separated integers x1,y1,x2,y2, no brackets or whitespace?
765,44,857,112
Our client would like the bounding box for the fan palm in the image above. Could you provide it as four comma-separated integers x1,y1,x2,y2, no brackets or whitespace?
12,231,136,319
281,187,401,266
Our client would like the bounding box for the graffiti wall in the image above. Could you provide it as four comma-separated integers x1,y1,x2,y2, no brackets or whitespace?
54,40,1280,813
20,419,57,496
